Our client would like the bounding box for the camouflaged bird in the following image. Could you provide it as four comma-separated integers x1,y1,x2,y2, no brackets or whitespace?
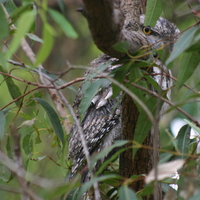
68,15,179,182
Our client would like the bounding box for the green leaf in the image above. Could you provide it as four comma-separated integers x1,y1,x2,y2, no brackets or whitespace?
112,62,132,97
119,185,137,200
160,153,173,163
184,119,200,134
33,98,64,144
4,77,22,107
175,125,190,159
132,100,155,157
76,174,120,200
79,79,104,119
10,3,34,25
177,51,200,89
44,180,80,200
26,92,44,107
26,33,43,43
20,112,33,120
6,136,13,159
86,61,111,80
6,11,36,59
0,53,7,71
0,6,9,40
96,146,128,176
22,131,33,157
113,41,129,53
48,8,78,39
186,30,200,52
129,67,151,101
35,24,54,66
128,67,158,157
4,0,17,16
144,0,163,27
137,184,154,197
0,111,6,139
0,163,12,182
90,140,128,169
0,66,22,107
166,27,198,65
6,137,15,183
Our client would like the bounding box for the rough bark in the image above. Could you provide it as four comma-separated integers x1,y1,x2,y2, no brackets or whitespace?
120,95,161,200
120,94,140,180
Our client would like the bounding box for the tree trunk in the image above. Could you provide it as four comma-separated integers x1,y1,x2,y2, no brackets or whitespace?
81,0,162,199
119,1,162,199
120,94,161,200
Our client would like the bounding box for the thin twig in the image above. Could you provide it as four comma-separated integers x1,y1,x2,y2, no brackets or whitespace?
0,185,21,194
54,85,101,200
129,81,200,128
0,86,40,110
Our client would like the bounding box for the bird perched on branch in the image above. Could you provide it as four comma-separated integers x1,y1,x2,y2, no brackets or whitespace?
68,14,179,182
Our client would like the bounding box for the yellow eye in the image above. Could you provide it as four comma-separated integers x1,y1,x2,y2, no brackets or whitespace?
142,26,152,35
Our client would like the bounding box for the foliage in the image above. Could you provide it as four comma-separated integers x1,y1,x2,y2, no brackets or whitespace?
0,0,200,200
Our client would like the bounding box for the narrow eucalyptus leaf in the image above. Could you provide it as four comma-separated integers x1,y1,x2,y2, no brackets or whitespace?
176,125,190,159
144,0,163,27
119,185,137,200
48,9,78,39
6,11,35,59
90,140,128,168
45,181,80,200
112,62,132,97
33,98,64,144
129,66,159,157
132,110,153,158
184,119,200,134
0,67,22,107
76,174,120,200
4,0,17,15
177,51,200,89
22,131,33,157
35,24,54,66
26,33,43,43
0,111,6,138
79,79,103,119
0,163,12,182
113,41,129,53
96,147,127,176
10,3,34,25
0,6,9,40
166,27,198,65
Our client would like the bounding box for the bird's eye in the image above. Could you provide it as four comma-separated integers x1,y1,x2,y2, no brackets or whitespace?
142,26,152,35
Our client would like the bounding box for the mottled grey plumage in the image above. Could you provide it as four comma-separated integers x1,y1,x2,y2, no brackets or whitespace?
68,15,179,181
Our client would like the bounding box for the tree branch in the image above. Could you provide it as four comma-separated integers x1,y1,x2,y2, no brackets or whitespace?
82,0,149,58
